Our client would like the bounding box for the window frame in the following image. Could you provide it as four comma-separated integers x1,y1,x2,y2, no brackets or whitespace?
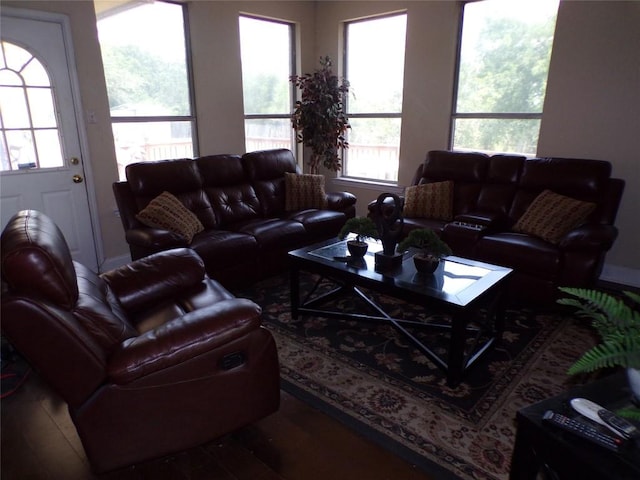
239,14,296,153
449,1,557,154
342,12,407,184
98,0,199,164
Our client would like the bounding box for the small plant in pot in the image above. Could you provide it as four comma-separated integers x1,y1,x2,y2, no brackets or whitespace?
559,287,640,420
338,217,379,258
397,228,452,274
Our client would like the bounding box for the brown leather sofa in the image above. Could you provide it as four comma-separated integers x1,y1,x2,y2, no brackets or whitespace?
371,150,625,306
1,210,280,473
113,148,356,288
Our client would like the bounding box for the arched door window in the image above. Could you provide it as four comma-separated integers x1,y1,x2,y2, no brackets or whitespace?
0,40,64,172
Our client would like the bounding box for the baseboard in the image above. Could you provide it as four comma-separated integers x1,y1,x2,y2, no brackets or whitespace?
99,253,131,273
599,263,640,289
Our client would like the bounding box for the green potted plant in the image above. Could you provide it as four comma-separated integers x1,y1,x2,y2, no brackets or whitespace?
397,228,452,273
290,56,350,174
338,217,378,258
559,287,640,419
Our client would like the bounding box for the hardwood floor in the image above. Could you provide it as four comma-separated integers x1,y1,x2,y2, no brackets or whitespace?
1,366,435,480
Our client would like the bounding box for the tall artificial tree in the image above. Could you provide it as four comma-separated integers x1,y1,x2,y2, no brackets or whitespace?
290,56,350,173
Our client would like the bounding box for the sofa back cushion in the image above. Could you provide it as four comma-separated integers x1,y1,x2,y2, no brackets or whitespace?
196,155,260,227
242,149,299,217
509,157,612,223
475,154,525,217
125,159,216,228
418,150,490,216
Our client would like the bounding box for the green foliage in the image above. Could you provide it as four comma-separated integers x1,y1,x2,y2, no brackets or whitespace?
455,12,556,153
338,217,379,243
102,45,189,115
290,56,350,172
397,229,452,258
559,288,640,374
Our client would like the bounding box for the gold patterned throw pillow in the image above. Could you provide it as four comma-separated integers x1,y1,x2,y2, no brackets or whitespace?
513,189,596,244
403,181,454,220
284,173,328,211
136,191,204,243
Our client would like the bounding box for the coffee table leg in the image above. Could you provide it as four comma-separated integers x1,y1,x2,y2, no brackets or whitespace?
447,311,466,387
290,266,300,319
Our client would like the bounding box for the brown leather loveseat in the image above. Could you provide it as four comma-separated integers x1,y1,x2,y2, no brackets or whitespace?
373,150,625,306
114,148,356,288
1,210,281,472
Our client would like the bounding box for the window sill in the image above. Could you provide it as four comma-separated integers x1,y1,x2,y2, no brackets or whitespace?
331,176,403,194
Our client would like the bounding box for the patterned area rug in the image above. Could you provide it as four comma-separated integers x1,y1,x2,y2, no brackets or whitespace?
235,273,598,480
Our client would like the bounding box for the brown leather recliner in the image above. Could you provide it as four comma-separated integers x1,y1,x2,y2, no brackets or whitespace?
0,210,280,473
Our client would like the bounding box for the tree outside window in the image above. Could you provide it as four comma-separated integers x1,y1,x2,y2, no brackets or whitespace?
452,0,559,155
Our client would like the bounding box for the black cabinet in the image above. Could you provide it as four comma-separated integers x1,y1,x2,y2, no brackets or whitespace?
510,372,640,480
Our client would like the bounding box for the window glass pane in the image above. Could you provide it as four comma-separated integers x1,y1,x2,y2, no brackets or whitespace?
5,130,36,169
28,88,57,128
240,17,291,115
98,2,190,117
0,86,29,128
456,0,558,114
3,42,32,72
347,15,407,114
112,121,194,180
453,118,541,155
344,13,406,181
0,70,21,86
22,59,50,86
34,130,63,168
346,117,400,182
245,119,292,152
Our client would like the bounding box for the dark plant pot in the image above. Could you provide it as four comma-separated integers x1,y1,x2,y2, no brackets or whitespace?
347,240,368,259
413,253,439,274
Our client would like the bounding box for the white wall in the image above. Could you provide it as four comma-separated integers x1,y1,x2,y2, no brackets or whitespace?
538,0,640,285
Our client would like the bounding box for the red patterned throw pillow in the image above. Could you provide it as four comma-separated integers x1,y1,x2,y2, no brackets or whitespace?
403,181,454,221
513,189,595,244
136,191,204,243
284,173,328,211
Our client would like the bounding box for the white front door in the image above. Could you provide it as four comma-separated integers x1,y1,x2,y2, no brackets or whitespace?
1,10,98,270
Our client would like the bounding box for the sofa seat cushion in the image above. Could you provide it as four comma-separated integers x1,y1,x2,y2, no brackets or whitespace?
229,218,307,250
402,217,447,237
286,209,346,237
130,277,236,334
475,232,560,278
190,230,259,271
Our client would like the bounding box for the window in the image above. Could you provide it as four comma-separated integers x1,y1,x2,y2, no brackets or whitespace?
239,15,294,153
452,0,559,155
0,41,63,171
344,13,407,182
96,1,196,180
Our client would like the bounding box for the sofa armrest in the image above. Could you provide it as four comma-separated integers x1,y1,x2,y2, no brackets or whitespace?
101,248,205,313
327,191,357,211
559,224,618,251
454,212,508,229
107,299,262,384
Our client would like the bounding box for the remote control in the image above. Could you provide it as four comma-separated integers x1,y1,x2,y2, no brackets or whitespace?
571,397,639,439
543,410,624,452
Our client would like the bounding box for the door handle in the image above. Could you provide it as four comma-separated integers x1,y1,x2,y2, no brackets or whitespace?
72,174,83,183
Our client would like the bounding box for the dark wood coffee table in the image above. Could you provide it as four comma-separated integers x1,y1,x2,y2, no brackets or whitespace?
288,238,513,387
